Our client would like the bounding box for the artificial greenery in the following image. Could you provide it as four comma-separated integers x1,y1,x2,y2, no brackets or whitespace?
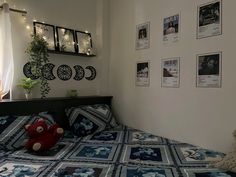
26,34,50,98
17,78,38,94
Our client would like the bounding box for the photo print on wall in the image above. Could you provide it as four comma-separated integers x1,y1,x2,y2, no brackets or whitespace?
161,57,180,88
163,13,180,44
135,22,150,50
196,52,222,88
136,61,150,87
197,0,222,39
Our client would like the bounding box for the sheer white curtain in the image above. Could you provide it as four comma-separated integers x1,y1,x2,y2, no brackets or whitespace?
0,3,14,99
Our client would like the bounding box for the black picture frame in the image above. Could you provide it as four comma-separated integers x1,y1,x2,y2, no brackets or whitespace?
56,26,77,53
75,30,93,54
33,22,57,51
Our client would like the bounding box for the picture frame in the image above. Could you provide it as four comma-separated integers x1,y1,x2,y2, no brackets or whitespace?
136,61,150,87
33,22,57,51
56,26,77,53
196,52,222,88
75,31,93,55
135,22,150,50
163,13,180,44
197,0,222,39
161,57,180,88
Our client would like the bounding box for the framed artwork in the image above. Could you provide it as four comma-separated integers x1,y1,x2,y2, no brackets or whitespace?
161,57,180,88
163,13,180,44
75,31,93,55
56,27,77,53
33,22,56,51
135,22,150,50
197,0,222,39
136,61,150,87
196,52,222,88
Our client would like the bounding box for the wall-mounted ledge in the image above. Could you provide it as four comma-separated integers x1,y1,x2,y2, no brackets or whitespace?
49,50,96,57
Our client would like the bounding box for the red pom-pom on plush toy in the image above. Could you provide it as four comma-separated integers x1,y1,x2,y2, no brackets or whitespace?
24,118,64,152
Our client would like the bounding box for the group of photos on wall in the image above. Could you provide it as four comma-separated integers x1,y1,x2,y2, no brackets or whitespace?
23,63,96,81
135,0,222,88
33,22,93,55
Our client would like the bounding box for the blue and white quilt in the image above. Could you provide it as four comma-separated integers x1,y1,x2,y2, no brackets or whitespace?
0,126,235,177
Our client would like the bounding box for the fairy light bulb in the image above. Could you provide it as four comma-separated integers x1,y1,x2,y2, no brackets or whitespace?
85,30,89,33
26,25,30,30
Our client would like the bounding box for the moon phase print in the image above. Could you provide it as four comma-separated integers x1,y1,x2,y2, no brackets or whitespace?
85,66,96,81
23,62,39,80
73,65,85,81
42,63,56,80
57,65,72,81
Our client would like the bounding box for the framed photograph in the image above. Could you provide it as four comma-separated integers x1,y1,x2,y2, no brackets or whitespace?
33,22,56,51
163,13,180,44
196,52,222,88
136,61,150,87
75,31,93,54
135,22,150,50
56,27,77,53
197,0,222,39
161,57,180,88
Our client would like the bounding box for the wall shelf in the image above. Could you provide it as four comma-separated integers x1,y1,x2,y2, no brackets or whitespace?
48,50,96,57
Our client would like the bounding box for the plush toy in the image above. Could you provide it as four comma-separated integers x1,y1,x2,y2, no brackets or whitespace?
210,130,236,172
24,118,64,152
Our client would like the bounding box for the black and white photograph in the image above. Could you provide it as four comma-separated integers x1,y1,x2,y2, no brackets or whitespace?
161,58,180,88
135,22,150,50
33,22,56,51
56,27,76,53
197,52,222,88
136,61,150,87
197,0,222,39
163,14,180,44
75,31,93,55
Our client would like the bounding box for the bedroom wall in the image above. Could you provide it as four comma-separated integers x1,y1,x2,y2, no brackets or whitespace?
2,0,110,98
109,0,236,153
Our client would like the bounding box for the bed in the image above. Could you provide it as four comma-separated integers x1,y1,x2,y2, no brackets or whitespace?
0,96,235,177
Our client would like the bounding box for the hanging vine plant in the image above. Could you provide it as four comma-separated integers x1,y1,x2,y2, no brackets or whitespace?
26,34,50,98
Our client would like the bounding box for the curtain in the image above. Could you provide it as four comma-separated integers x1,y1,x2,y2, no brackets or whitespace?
0,3,14,99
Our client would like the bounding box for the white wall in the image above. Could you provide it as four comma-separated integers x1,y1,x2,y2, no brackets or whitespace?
109,0,236,153
2,0,110,98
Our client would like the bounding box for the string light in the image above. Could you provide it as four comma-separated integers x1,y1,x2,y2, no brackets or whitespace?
20,8,95,55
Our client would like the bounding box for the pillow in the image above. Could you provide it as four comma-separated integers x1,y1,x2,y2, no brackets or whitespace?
0,112,56,151
66,104,119,137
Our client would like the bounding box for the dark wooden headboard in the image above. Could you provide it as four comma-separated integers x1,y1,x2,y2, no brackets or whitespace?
0,96,113,116
0,96,113,129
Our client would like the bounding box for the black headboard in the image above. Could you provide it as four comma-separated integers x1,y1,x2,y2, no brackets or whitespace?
0,96,113,116
0,96,112,129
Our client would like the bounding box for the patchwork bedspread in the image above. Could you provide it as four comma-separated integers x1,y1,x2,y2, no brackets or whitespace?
0,126,235,177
